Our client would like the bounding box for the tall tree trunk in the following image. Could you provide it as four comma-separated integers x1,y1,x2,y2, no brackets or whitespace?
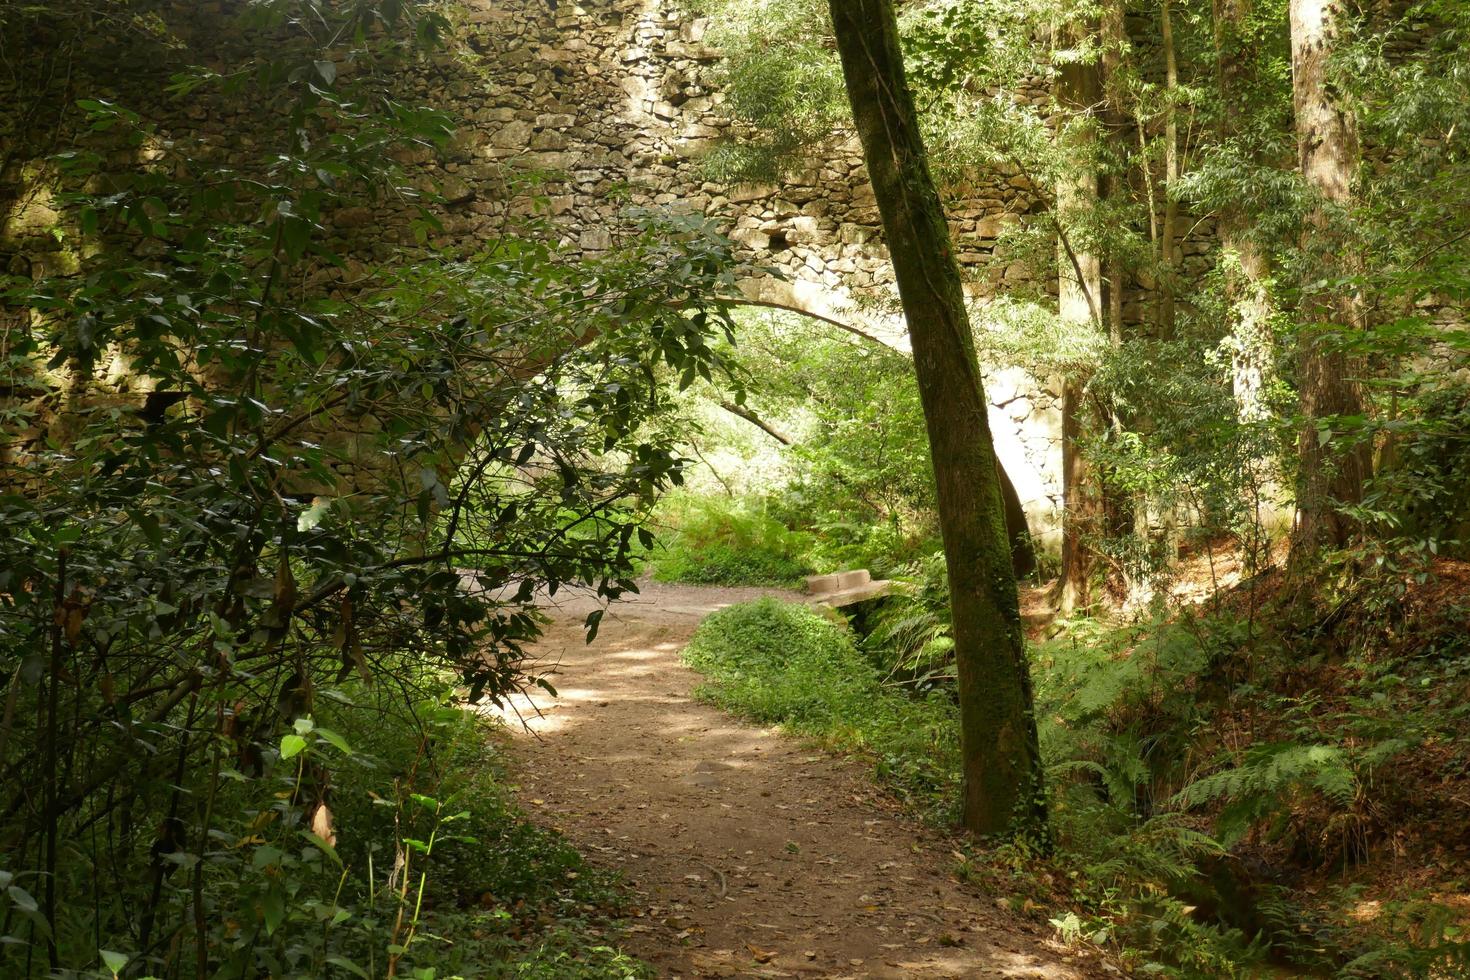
1157,0,1182,336
1214,0,1284,541
828,0,1047,839
1101,0,1129,347
1288,0,1371,562
1213,0,1274,419
1098,1,1157,605
1055,23,1104,615
1057,378,1096,612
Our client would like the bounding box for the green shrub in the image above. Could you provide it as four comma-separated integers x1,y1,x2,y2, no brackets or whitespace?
260,688,650,980
862,552,954,688
0,671,648,979
681,598,960,812
650,496,815,586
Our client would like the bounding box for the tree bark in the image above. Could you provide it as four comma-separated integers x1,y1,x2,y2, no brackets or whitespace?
827,0,1047,839
1288,0,1371,561
1157,0,1182,336
1214,0,1285,539
1101,0,1129,347
1055,23,1104,615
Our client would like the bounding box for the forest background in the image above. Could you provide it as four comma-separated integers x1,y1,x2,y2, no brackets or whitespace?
1,0,1469,976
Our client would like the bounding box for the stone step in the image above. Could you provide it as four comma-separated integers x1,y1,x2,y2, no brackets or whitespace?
803,568,891,608
803,568,871,594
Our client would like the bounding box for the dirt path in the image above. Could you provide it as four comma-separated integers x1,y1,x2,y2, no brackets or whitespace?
495,581,1114,979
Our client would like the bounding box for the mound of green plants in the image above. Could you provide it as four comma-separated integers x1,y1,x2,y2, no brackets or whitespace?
3,677,651,980
649,496,816,586
857,557,1470,975
322,691,653,980
681,598,960,812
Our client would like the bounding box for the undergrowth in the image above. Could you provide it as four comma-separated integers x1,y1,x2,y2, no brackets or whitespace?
680,563,1470,977
325,694,652,980
0,677,650,980
679,598,961,814
649,496,815,586
647,492,934,587
1023,592,1470,977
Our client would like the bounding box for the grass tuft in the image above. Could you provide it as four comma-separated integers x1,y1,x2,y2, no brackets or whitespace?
681,598,961,815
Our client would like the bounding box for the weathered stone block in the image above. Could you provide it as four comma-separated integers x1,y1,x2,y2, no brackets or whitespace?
786,216,821,242
579,227,612,250
489,120,534,149
727,183,773,204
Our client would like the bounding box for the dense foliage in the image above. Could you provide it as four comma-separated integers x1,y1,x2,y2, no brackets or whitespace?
0,0,732,973
665,0,1470,970
647,310,941,586
681,598,961,811
4,0,1469,973
699,0,1470,591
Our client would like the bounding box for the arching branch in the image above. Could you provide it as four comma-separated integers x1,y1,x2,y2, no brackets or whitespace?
717,400,793,445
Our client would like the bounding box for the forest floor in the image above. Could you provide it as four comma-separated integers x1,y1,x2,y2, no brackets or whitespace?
491,581,1115,979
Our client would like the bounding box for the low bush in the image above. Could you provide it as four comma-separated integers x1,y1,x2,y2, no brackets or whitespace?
649,496,815,586
681,598,960,814
0,671,649,979
691,579,1470,974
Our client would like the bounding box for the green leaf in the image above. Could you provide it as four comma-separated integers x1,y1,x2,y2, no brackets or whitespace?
280,734,307,759
132,511,163,548
301,830,342,866
6,885,37,912
326,956,369,978
100,949,130,975
278,213,313,262
314,727,352,755
292,717,315,736
297,497,331,532
262,881,286,935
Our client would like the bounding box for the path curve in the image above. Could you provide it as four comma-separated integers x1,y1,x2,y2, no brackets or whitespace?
495,581,1114,979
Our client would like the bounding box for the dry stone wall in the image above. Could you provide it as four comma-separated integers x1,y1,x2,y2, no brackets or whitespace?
1,0,1091,543
415,0,1070,542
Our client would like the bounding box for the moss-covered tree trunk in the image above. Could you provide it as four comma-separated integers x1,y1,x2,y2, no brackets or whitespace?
1054,22,1104,615
827,0,1047,839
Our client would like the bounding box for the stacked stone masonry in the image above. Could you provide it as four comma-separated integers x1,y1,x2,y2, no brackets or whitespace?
5,0,1246,544
420,0,1089,543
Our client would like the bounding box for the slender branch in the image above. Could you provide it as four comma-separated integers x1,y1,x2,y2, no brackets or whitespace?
718,400,793,445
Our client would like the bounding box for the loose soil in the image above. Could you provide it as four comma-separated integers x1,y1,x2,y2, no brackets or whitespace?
494,581,1116,979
